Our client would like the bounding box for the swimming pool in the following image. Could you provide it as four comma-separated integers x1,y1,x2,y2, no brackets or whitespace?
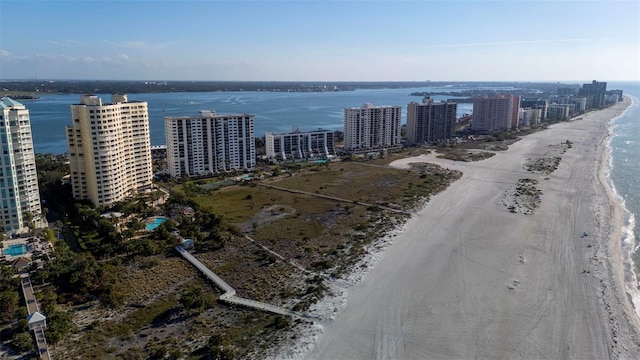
2,244,29,256
146,217,169,231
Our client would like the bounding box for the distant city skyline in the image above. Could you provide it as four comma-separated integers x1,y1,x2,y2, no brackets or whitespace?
1,1,639,82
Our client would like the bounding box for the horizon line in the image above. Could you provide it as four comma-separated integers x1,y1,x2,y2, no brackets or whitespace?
2,79,639,83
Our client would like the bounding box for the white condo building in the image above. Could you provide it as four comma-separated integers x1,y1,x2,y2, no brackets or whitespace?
0,98,43,233
265,129,335,161
518,108,542,127
165,111,255,178
344,103,402,152
66,94,153,207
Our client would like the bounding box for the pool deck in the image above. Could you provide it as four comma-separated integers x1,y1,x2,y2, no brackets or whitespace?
2,237,53,262
2,238,31,260
144,216,172,231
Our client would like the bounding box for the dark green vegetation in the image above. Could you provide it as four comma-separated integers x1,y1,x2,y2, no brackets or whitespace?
0,263,34,355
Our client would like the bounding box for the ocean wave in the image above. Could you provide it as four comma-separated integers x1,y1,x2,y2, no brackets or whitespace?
606,94,640,320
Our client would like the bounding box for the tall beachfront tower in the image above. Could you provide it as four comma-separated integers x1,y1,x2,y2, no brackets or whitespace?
66,94,152,207
406,97,457,145
579,80,607,109
0,97,42,233
165,111,255,178
471,95,519,132
265,129,335,161
344,103,402,152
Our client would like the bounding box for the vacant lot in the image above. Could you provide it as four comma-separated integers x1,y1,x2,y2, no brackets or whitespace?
186,159,460,275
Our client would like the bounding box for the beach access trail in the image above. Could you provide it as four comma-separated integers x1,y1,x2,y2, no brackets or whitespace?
175,246,308,319
305,100,640,359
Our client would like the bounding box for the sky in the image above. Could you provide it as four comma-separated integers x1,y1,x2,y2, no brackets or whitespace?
1,0,639,82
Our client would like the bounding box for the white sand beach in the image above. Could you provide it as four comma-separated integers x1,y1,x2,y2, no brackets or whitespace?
303,99,640,359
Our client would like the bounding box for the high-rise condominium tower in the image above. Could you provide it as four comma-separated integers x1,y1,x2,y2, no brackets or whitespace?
165,111,255,178
471,95,520,132
66,94,152,207
0,98,42,233
579,80,607,109
406,97,457,145
344,103,402,152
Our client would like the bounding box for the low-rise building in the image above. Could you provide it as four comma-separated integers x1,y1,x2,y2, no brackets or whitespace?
520,98,548,121
546,104,571,121
27,312,46,331
518,108,542,127
265,129,335,161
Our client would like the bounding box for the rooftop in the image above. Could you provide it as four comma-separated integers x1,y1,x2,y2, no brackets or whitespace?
0,97,25,109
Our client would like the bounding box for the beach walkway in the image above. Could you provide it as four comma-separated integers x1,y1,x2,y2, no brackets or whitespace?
175,246,310,319
20,274,51,360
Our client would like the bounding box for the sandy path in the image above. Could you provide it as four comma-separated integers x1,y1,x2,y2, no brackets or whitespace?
305,100,640,359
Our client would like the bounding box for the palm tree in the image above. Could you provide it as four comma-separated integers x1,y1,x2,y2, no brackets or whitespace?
22,212,35,236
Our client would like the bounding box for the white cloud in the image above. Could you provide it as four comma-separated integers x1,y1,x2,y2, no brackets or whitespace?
29,53,78,62
1,49,11,57
124,41,168,50
47,39,89,48
102,40,170,51
102,54,130,63
416,38,599,50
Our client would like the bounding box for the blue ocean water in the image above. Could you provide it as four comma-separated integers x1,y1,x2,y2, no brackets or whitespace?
23,87,473,154
606,81,640,312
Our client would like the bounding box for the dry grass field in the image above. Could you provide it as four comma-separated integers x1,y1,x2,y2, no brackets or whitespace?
183,157,462,276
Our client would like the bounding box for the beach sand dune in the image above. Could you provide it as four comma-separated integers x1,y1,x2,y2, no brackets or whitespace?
305,100,640,359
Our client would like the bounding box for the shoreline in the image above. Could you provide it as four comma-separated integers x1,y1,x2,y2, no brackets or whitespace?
608,96,640,322
280,99,640,359
598,96,640,339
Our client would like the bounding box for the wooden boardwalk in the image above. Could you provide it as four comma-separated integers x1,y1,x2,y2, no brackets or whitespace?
20,274,51,360
175,246,310,319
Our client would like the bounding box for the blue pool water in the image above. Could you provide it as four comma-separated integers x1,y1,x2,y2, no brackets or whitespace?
146,217,169,231
3,244,29,256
